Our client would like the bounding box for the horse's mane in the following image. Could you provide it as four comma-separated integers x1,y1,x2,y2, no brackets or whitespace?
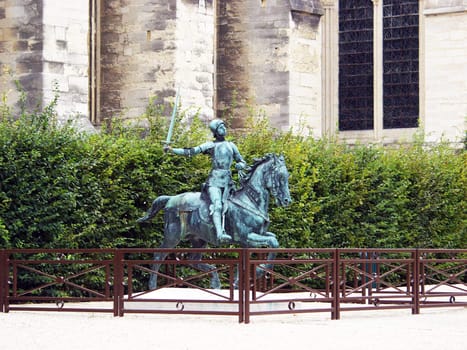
238,153,275,186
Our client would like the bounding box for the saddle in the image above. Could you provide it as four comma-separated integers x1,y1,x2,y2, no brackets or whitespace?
169,191,212,230
190,195,211,226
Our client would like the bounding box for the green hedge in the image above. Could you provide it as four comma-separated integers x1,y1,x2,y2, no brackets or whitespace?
0,97,465,249
275,138,466,248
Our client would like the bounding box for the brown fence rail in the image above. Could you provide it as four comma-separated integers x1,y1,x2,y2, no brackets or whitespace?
1,248,466,323
114,248,245,322
0,249,117,315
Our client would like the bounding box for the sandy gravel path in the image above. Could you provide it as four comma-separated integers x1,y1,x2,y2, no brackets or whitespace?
1,307,465,350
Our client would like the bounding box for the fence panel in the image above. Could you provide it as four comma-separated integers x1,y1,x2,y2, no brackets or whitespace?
2,249,116,314
418,249,467,309
1,248,466,323
337,249,419,314
118,248,244,322
244,248,337,323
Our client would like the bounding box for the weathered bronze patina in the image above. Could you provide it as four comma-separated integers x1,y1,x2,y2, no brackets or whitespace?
137,120,291,289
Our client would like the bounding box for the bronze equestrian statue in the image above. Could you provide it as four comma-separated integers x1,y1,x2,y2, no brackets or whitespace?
137,119,291,289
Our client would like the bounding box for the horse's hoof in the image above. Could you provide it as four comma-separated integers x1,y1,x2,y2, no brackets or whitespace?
217,234,232,243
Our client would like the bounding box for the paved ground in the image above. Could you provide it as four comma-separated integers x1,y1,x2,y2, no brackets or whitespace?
1,306,465,350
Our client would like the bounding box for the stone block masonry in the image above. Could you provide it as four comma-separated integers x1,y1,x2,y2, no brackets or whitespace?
0,0,44,111
1,0,463,144
423,5,467,143
42,1,90,123
174,0,215,122
98,0,215,124
0,0,94,132
216,0,323,132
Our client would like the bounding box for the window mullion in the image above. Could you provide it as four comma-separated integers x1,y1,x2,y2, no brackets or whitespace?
373,0,384,140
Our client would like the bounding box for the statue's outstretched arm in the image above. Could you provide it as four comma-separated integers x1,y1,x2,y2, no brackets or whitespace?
170,147,190,156
165,141,214,157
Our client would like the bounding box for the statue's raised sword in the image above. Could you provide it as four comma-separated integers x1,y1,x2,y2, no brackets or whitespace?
163,87,180,146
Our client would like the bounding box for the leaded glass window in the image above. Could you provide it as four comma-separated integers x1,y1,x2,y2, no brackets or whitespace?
338,0,374,131
338,0,420,132
383,0,419,129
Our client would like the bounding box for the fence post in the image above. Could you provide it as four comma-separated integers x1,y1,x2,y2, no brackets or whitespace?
237,249,244,323
243,248,251,324
0,250,5,313
331,249,340,320
412,249,420,315
113,250,124,317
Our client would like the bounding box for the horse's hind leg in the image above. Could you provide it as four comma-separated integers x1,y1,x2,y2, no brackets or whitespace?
188,238,221,289
149,250,169,290
149,220,182,290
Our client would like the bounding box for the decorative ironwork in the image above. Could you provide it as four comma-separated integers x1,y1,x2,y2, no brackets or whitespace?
1,248,466,323
383,0,419,129
338,0,374,131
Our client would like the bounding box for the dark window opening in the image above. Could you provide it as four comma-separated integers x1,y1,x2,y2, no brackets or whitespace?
383,0,419,129
338,0,374,131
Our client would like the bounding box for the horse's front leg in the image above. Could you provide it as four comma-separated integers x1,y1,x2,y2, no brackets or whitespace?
246,232,278,278
188,252,221,290
246,231,279,249
189,239,221,289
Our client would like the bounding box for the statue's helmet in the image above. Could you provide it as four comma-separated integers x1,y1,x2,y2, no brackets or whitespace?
209,119,225,135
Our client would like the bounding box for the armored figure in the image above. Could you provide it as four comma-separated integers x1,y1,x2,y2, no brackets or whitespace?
164,119,247,242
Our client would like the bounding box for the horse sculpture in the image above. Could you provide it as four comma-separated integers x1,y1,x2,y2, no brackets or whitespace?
137,153,291,289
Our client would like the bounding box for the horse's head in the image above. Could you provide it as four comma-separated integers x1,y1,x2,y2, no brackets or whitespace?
239,153,292,208
265,154,292,207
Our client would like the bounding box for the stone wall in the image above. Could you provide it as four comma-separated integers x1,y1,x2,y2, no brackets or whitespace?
42,0,89,123
423,0,467,143
216,0,250,128
99,0,215,124
243,1,290,129
216,0,323,131
2,0,464,144
425,0,467,12
0,0,92,131
289,3,323,135
1,0,324,133
217,0,294,129
99,0,178,122
174,0,214,122
0,0,43,110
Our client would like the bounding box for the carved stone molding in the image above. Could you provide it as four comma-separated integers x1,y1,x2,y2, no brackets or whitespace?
289,0,324,16
321,0,336,8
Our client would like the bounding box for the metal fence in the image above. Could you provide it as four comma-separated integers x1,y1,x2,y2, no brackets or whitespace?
1,248,466,323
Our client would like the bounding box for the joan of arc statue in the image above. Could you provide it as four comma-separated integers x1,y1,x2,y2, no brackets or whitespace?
164,119,247,242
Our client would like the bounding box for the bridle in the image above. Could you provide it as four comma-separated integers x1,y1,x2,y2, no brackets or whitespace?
264,155,288,203
230,154,289,224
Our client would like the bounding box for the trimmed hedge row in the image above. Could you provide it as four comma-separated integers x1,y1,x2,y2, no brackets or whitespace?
0,100,465,249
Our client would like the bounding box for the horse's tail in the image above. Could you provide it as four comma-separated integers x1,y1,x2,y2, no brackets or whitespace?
136,195,171,223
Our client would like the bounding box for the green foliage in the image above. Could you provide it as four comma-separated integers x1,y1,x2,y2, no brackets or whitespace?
237,118,466,249
0,217,8,246
0,94,100,248
0,84,465,250
0,87,214,249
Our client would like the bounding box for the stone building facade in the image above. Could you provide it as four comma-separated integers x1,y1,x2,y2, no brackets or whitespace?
1,0,466,144
0,0,91,130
